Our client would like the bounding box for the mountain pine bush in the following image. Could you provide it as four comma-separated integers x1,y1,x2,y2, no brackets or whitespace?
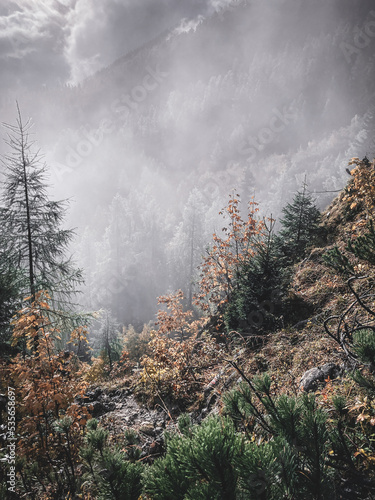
80,418,143,500
144,415,242,500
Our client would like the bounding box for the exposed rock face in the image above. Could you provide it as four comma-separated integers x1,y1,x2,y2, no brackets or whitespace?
300,363,342,392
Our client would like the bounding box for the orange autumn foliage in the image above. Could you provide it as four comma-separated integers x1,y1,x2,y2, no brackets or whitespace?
194,194,264,315
2,292,91,497
156,289,202,340
344,157,375,226
140,291,222,404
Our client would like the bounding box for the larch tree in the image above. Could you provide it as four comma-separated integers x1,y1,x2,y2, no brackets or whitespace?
0,105,84,348
194,193,265,320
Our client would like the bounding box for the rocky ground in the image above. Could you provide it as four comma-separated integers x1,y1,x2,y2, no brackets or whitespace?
77,386,172,461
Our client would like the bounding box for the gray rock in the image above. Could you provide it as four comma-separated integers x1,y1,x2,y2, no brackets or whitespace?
300,363,341,392
140,422,155,436
90,400,116,417
86,387,102,401
90,401,105,417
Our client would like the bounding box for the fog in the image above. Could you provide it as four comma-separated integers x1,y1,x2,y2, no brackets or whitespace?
1,0,375,327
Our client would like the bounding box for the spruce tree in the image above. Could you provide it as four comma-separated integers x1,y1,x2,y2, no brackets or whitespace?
0,105,83,345
224,217,287,333
98,309,122,371
0,249,24,353
276,179,321,264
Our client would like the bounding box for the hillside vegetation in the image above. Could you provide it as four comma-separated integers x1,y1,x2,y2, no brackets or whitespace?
2,158,375,499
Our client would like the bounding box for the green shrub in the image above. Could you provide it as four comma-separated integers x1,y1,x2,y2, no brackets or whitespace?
144,415,242,500
80,419,143,500
352,329,375,366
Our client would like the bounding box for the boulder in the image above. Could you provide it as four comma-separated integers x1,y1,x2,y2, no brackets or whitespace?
300,363,341,392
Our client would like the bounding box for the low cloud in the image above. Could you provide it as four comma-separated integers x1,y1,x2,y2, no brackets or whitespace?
172,16,205,36
0,0,211,91
0,1,72,89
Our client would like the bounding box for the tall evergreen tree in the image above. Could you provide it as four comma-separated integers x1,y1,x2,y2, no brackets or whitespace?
276,179,321,264
0,105,83,345
98,309,122,371
0,249,24,353
224,217,288,332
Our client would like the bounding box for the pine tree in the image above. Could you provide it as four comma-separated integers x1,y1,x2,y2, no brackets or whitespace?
0,105,83,346
80,419,143,500
322,246,355,276
223,374,337,499
323,220,375,276
276,179,321,264
144,415,242,500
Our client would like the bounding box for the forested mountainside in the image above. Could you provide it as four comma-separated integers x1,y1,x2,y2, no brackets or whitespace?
1,0,375,326
2,157,375,499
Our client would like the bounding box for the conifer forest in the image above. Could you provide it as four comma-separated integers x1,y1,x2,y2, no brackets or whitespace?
1,1,375,498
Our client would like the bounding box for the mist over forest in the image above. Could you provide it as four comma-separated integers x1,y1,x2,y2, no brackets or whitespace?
4,3,375,498
1,0,375,328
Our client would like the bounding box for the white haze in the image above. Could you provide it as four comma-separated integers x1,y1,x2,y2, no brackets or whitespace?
0,0,375,326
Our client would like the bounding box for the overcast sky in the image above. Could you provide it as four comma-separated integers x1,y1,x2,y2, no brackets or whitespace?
0,0,232,91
